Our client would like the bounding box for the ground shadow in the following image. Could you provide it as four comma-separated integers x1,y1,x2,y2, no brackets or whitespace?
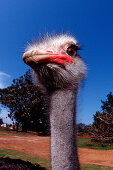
0,157,46,170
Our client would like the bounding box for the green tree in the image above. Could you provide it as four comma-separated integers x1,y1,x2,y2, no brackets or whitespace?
77,123,92,136
0,70,49,134
0,118,3,125
77,123,86,136
92,92,113,143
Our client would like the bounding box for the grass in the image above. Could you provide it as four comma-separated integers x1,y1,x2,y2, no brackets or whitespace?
0,128,113,169
0,149,51,169
0,128,12,136
0,133,10,136
81,164,113,170
0,127,15,136
0,127,38,137
78,138,113,150
1,127,113,150
0,149,113,170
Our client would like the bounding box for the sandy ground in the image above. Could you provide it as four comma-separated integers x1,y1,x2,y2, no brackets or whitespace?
0,135,113,167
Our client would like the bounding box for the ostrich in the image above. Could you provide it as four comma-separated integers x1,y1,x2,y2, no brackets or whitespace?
22,34,86,170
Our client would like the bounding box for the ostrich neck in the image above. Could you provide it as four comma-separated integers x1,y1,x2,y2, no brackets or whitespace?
50,89,80,170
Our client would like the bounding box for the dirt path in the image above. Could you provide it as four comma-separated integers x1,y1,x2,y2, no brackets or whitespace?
79,148,113,167
0,135,51,159
0,135,113,167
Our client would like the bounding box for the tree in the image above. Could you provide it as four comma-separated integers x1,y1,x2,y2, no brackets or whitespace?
92,92,113,143
0,70,49,134
0,118,3,126
77,123,86,136
77,123,92,136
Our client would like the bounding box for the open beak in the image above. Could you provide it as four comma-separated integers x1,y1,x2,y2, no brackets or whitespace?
22,50,73,67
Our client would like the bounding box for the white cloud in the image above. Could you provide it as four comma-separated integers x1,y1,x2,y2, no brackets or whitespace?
0,83,4,89
0,72,10,77
0,71,11,89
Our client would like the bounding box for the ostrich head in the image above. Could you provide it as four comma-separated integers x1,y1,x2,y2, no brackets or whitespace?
23,34,86,91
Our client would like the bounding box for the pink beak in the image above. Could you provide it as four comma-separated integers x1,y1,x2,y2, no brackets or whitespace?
23,50,73,67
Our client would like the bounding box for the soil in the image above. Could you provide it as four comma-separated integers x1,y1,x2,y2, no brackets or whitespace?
0,134,113,167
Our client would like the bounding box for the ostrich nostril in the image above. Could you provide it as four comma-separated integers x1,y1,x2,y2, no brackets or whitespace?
46,50,53,53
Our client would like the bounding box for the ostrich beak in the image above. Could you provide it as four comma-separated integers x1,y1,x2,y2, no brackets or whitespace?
23,50,53,64
23,50,73,67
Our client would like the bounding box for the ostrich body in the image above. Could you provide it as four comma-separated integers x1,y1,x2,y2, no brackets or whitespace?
23,34,86,170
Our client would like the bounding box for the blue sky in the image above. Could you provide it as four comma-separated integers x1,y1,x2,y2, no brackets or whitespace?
0,0,113,124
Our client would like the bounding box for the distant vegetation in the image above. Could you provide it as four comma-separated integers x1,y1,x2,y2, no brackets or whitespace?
91,92,113,143
77,92,113,145
0,70,49,135
1,69,113,145
78,137,113,150
0,118,3,126
77,123,92,136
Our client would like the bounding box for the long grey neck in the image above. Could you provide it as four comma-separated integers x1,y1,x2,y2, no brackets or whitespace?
50,89,80,170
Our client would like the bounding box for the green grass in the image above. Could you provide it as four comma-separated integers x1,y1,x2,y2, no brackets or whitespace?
0,127,10,132
0,133,10,136
0,149,51,169
81,164,113,170
0,127,38,137
1,128,113,169
1,127,113,150
0,127,12,136
78,138,113,150
0,127,15,136
1,149,113,170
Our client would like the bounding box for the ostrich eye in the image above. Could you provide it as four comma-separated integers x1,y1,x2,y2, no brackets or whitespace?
66,44,79,56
